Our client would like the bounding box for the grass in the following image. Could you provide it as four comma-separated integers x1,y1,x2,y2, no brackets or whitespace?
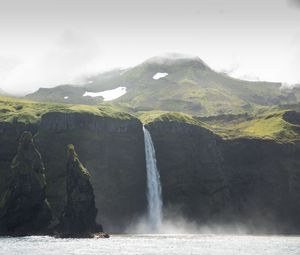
139,109,300,143
138,110,206,127
1,94,299,142
206,110,300,142
0,95,134,124
68,144,90,177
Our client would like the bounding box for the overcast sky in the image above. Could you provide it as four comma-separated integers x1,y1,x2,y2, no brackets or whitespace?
0,0,300,94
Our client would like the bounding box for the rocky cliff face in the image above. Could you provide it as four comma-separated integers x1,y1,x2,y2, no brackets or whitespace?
58,144,101,237
146,122,230,223
147,120,300,233
0,131,51,236
35,112,147,232
0,110,300,234
219,138,300,233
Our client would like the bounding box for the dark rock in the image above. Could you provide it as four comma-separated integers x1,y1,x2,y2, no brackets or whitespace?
57,144,103,237
219,138,300,233
146,121,230,223
282,110,300,125
0,131,51,236
0,122,38,192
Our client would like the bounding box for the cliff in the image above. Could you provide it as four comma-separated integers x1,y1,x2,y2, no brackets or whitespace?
219,138,300,232
145,117,300,233
1,96,300,234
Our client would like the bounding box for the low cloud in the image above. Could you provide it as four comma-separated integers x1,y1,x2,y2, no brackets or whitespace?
218,63,261,82
0,30,104,95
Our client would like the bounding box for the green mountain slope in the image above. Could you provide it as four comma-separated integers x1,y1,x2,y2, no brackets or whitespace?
26,54,300,116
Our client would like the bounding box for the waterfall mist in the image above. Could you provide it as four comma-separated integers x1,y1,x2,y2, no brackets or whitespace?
143,126,163,232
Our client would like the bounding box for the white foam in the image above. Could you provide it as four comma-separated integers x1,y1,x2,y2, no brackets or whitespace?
83,86,127,101
153,73,168,80
64,96,69,99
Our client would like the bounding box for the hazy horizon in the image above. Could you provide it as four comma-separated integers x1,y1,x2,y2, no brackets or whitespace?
0,0,300,95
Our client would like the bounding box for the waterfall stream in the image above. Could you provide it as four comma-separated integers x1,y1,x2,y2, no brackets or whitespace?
143,126,163,232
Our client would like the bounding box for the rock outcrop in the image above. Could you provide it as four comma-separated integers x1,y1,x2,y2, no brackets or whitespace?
0,122,38,197
57,144,102,237
0,131,51,236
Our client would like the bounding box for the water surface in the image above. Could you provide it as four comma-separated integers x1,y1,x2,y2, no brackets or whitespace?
1,234,300,255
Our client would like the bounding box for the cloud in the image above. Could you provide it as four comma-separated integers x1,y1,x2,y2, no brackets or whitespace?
0,30,104,95
40,30,103,82
217,62,261,82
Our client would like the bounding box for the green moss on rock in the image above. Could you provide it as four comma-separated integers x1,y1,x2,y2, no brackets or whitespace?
67,144,90,177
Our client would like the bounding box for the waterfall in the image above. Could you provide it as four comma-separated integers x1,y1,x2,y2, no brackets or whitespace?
143,126,163,232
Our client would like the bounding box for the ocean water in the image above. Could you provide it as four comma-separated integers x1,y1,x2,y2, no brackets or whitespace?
1,234,300,255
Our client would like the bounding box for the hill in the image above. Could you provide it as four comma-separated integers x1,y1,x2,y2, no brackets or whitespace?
26,54,300,116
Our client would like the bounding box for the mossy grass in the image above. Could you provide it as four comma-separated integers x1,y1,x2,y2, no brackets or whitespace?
205,109,300,142
0,95,134,124
139,110,206,127
1,95,299,142
139,109,300,143
68,144,90,177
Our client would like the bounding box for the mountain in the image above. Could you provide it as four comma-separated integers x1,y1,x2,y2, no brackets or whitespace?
26,54,300,116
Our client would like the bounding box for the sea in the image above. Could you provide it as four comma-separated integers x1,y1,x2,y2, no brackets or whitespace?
1,234,300,255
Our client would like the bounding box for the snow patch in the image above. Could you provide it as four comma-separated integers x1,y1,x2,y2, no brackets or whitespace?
83,86,127,101
153,73,168,80
64,96,69,99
